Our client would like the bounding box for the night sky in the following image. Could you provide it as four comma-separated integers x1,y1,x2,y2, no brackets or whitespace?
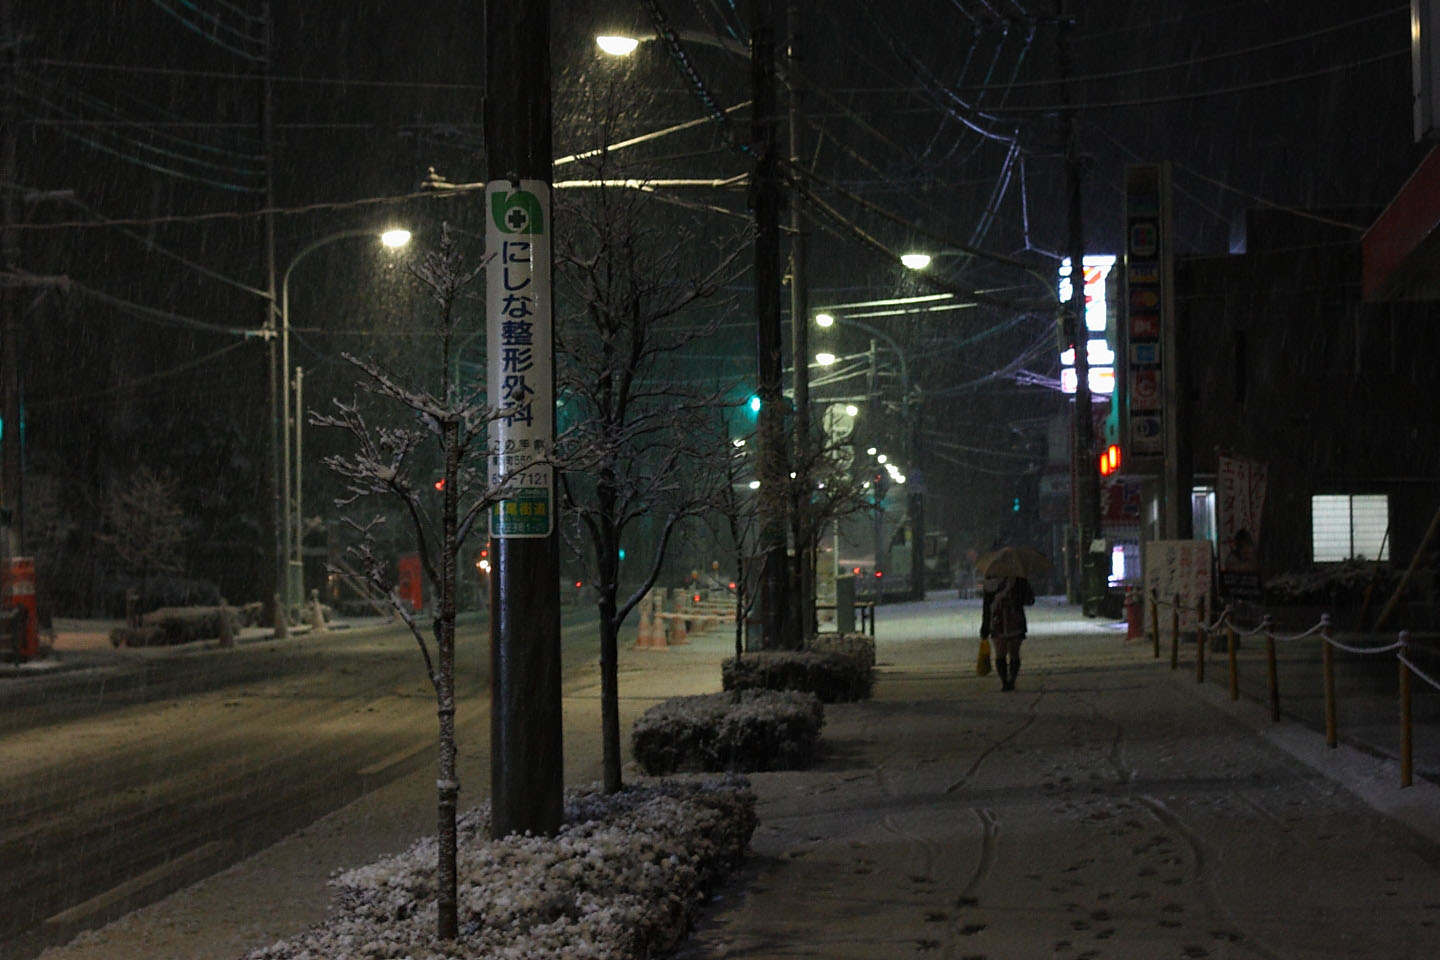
4,1,1422,609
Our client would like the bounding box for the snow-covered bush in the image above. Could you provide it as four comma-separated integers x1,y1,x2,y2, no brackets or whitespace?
109,606,238,647
722,648,874,702
807,631,876,668
631,689,824,775
242,776,755,960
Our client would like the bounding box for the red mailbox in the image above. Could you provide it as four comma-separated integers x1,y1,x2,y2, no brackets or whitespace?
3,557,39,660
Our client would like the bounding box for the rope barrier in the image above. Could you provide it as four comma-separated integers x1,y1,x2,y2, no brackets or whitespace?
1398,650,1440,695
1140,601,1433,789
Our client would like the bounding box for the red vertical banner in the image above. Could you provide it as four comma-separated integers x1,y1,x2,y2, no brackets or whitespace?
1217,455,1267,600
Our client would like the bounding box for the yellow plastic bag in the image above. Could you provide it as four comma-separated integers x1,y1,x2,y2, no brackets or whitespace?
976,637,992,676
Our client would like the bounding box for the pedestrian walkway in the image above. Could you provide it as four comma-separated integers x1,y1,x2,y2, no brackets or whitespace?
29,595,1440,960
674,597,1440,959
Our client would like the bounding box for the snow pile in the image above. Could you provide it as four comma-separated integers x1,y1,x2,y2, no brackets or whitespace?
632,689,824,775
241,776,756,960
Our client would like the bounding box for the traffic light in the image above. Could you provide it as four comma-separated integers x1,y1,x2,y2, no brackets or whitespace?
1011,496,1021,513
1098,444,1121,477
747,394,761,414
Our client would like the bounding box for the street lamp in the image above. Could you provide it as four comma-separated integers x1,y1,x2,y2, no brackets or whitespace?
596,23,806,646
900,252,932,270
594,35,641,56
278,226,410,620
813,308,927,600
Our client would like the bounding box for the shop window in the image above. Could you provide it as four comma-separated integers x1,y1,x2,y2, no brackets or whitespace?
1311,494,1389,562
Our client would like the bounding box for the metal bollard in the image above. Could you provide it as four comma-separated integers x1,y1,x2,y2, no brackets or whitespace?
1170,592,1180,670
1227,623,1239,701
1400,631,1413,789
1321,615,1337,749
1149,591,1160,659
1196,622,1207,683
1263,617,1279,721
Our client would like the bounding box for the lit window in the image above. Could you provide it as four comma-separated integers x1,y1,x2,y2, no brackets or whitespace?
1311,494,1389,562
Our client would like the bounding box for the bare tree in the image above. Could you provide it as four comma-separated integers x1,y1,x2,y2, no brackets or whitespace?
553,163,748,793
709,414,764,660
788,419,876,626
311,227,516,941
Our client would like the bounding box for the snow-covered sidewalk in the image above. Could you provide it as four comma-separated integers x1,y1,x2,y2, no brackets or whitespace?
33,596,1440,960
673,600,1440,959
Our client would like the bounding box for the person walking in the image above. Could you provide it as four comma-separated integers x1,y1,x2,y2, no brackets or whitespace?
981,575,1034,691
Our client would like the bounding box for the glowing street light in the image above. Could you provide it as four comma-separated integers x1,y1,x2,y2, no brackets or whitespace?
814,312,835,327
844,404,859,417
279,226,410,620
815,351,836,366
900,252,932,270
595,35,640,56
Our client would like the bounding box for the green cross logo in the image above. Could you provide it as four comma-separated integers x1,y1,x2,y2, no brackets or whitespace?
491,189,545,235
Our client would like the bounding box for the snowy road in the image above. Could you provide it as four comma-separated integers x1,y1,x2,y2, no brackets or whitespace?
0,614,596,960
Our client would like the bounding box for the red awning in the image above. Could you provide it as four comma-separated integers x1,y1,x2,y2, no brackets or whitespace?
1363,145,1440,301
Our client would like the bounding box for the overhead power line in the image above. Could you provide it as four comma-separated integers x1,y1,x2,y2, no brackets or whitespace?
994,47,1407,115
27,340,253,409
22,57,486,91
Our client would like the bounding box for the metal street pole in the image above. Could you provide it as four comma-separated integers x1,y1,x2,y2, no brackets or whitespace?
1059,0,1102,610
485,0,564,838
293,364,303,607
279,228,405,616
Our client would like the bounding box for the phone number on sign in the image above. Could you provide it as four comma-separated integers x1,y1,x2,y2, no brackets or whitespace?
492,471,550,487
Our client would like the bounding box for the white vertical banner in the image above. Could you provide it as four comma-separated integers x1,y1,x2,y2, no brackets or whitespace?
487,179,554,538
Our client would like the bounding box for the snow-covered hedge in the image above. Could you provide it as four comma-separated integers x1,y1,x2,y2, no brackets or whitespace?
109,606,238,647
722,648,874,702
807,631,876,668
242,776,756,960
632,689,824,775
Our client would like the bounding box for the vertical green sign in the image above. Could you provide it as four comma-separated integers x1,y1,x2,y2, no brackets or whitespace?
487,180,554,538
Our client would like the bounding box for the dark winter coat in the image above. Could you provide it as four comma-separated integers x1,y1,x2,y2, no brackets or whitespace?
980,576,1035,640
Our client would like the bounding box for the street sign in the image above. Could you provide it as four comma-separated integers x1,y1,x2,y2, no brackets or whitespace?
487,179,555,539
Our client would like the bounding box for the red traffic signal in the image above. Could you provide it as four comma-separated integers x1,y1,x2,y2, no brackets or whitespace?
1098,444,1121,477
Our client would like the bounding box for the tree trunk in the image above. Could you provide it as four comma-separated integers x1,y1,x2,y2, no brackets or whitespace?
598,597,621,794
435,418,460,940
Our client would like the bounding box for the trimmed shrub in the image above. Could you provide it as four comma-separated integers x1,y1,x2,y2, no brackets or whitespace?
109,625,164,648
632,689,824,775
110,606,239,647
722,648,874,702
808,631,876,668
243,776,756,960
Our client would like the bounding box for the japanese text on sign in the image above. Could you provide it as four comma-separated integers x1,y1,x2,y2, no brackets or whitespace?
486,180,554,538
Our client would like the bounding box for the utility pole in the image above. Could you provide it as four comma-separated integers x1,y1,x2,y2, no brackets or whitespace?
750,0,792,648
1,0,21,560
1059,0,1102,610
260,4,286,639
786,0,812,636
484,0,563,838
907,398,925,600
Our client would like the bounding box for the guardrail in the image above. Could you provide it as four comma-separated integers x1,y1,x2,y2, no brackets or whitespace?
1146,589,1437,789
